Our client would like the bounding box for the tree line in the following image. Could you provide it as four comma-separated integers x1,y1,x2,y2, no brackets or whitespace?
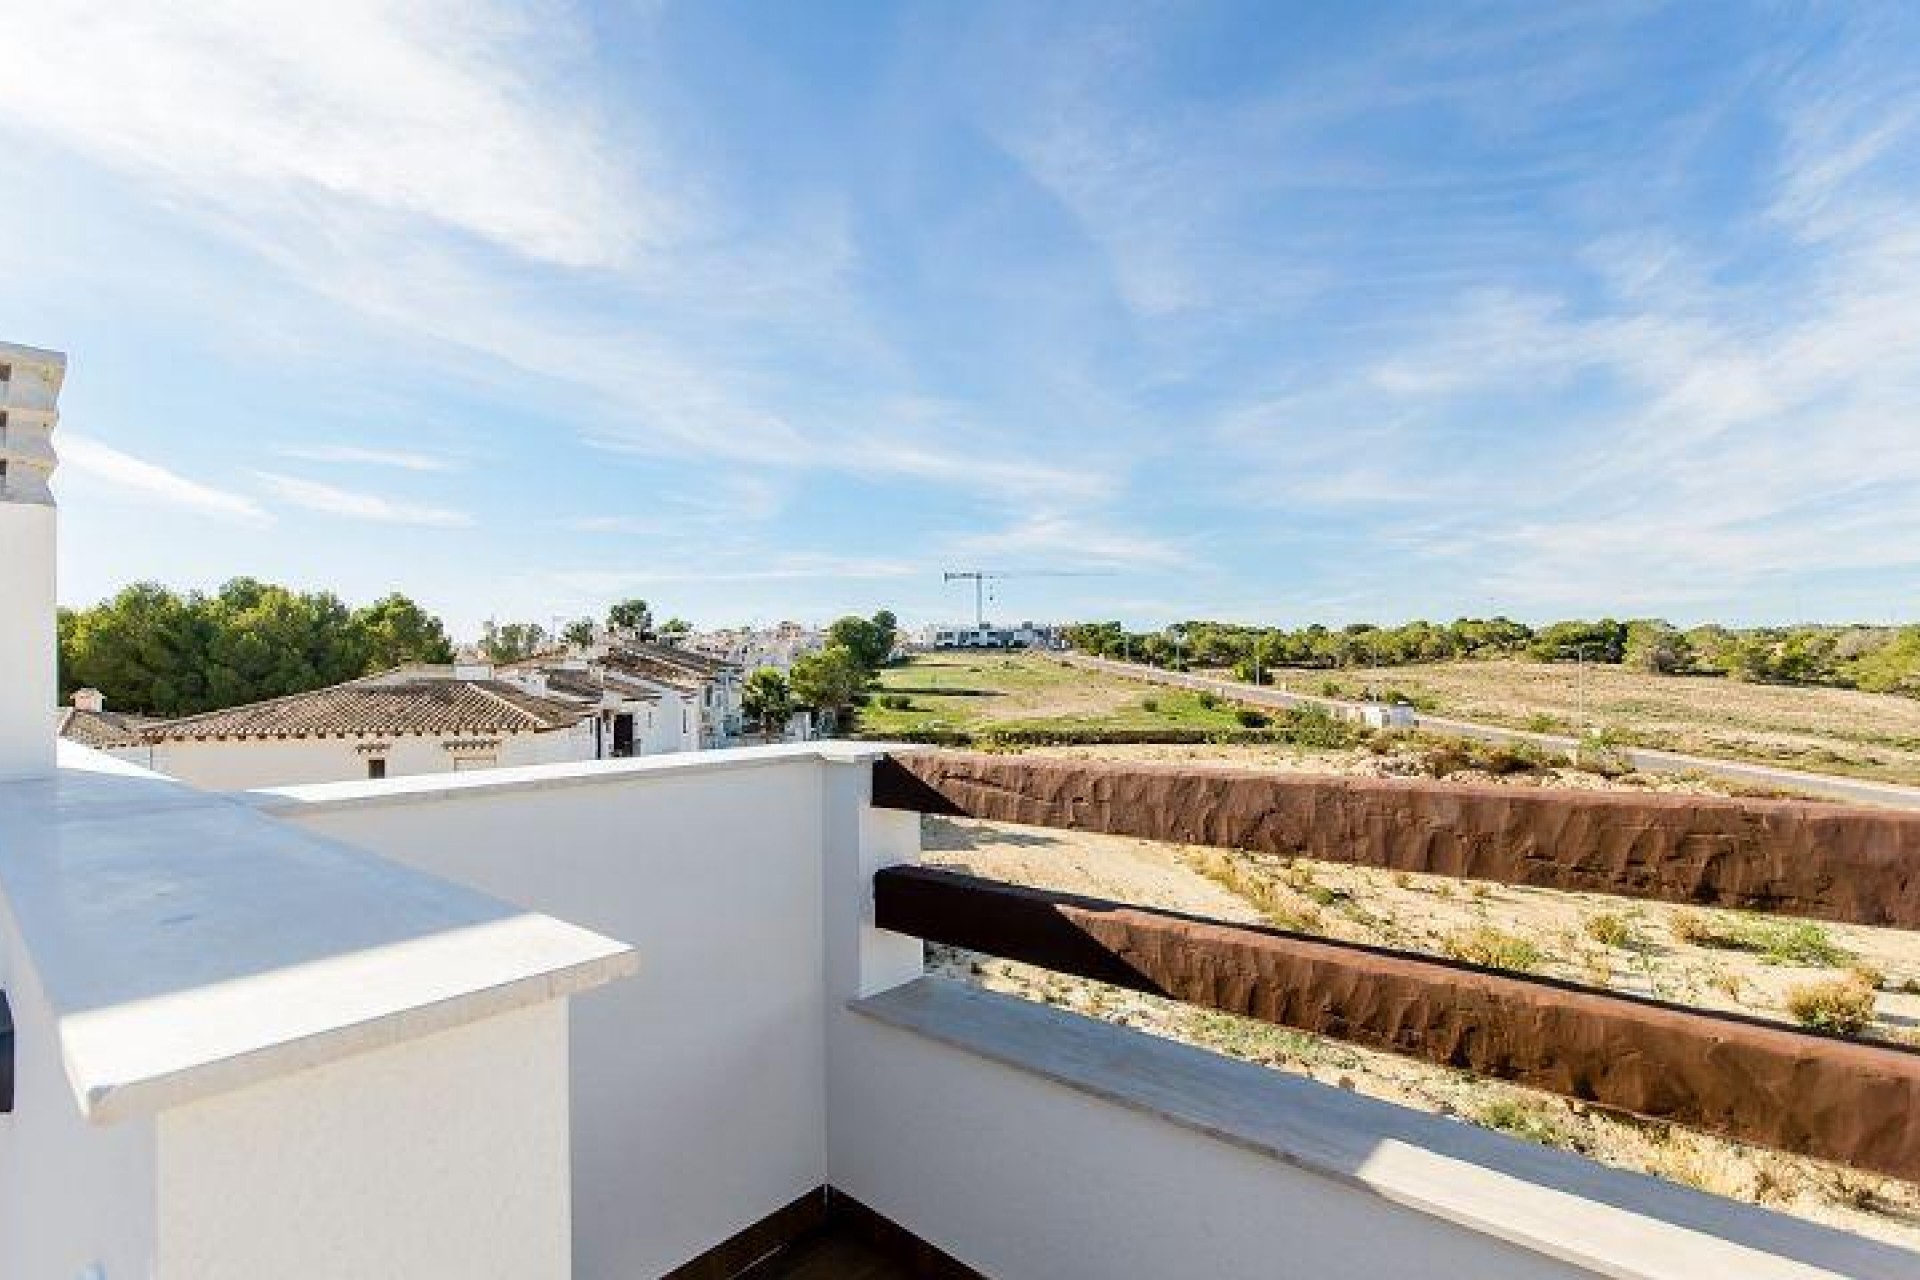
60,579,456,717
1063,617,1920,696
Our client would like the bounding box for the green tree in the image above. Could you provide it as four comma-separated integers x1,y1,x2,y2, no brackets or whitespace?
606,599,653,639
353,593,455,669
1850,626,1920,694
561,617,598,648
658,617,692,642
826,611,898,672
789,645,869,722
480,620,548,663
742,667,795,734
1622,620,1691,674
200,579,361,707
59,582,212,715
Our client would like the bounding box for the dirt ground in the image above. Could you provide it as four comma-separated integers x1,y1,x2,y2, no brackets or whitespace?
1307,658,1920,785
922,801,1920,1248
1027,739,1794,797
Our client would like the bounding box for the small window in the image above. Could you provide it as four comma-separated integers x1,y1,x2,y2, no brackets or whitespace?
0,364,11,384
366,758,387,780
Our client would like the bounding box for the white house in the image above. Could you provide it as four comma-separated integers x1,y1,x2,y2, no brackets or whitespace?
91,666,599,790
597,641,744,747
495,655,695,757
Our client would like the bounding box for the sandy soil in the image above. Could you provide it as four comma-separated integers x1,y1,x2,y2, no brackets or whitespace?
1027,739,1791,798
922,810,1920,1247
1309,659,1920,785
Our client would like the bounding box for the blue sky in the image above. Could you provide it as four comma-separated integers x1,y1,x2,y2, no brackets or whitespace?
3,1,1917,637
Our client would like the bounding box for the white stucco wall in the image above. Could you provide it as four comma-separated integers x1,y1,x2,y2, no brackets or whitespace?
0,746,624,1280
0,503,56,781
0,892,160,1280
829,1011,1591,1280
271,751,839,1279
158,1001,572,1280
138,724,593,790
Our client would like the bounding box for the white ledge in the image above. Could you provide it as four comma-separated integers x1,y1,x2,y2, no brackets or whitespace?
248,739,902,815
854,978,1919,1280
0,745,636,1122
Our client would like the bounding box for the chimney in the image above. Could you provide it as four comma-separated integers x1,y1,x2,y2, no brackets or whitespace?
71,687,104,713
0,342,64,781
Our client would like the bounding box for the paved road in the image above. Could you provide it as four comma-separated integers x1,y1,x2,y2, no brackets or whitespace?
1056,651,1920,811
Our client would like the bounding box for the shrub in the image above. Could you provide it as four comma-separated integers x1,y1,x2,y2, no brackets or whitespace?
1196,690,1220,710
1479,744,1546,776
1785,977,1877,1035
1141,696,1160,713
1285,705,1353,749
1442,926,1543,973
1235,708,1270,728
1667,912,1850,968
1584,913,1636,949
875,692,914,711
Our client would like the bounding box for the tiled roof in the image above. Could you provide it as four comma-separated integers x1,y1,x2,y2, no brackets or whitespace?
139,673,590,742
537,668,662,704
56,706,156,749
601,643,738,692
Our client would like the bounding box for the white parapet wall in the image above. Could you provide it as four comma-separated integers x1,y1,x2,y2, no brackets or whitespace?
0,744,635,1280
260,743,908,1279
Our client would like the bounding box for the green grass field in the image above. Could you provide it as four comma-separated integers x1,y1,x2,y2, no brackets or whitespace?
856,651,1247,737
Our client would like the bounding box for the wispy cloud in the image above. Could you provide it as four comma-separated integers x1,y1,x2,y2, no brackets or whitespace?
277,443,458,472
255,472,472,528
949,511,1192,571
60,434,269,524
545,556,920,594
0,0,659,268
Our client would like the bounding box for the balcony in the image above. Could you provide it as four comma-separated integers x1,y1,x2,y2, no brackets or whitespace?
2,740,1917,1278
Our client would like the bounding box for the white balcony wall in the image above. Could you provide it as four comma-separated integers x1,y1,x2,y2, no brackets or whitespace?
0,746,632,1280
158,1002,570,1279
265,746,865,1279
263,744,1916,1280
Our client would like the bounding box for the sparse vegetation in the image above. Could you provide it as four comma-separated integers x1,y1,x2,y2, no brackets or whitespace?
1441,925,1544,973
1475,1099,1575,1149
1584,913,1637,949
1786,976,1878,1034
1670,912,1851,968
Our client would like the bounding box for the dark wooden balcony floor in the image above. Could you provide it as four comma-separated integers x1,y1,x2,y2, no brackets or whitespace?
753,1226,916,1279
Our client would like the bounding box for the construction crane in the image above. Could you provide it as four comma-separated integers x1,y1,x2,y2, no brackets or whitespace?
942,570,1004,630
943,568,1107,630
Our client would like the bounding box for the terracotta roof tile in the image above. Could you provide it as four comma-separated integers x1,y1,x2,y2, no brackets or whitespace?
139,673,589,742
55,707,156,749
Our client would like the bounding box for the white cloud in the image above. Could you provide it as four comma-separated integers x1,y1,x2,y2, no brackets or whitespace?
256,472,472,528
276,444,458,472
0,0,656,268
59,434,269,524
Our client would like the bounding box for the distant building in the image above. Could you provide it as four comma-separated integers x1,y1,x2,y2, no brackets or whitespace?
922,621,1065,650
684,622,825,674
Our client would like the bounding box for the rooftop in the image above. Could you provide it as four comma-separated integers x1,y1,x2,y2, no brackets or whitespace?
129,668,589,742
